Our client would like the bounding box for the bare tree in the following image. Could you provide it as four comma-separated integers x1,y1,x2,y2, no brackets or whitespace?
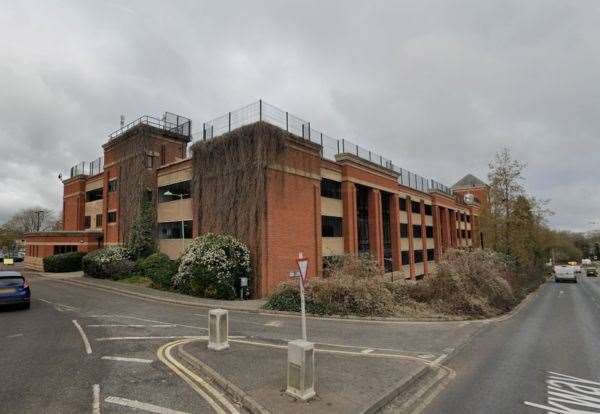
2,207,57,234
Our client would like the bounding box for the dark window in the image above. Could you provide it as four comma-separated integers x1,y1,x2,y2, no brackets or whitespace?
399,198,407,211
411,201,421,214
457,229,460,238
160,145,166,166
461,229,467,238
321,178,341,199
85,188,103,202
414,250,423,263
158,221,193,239
53,245,77,254
400,223,408,238
108,179,118,192
466,214,471,223
467,230,472,239
427,248,435,261
357,185,370,253
412,224,422,238
84,216,91,229
108,211,117,223
426,226,434,238
322,216,343,237
461,213,466,222
424,204,432,216
381,192,393,272
401,251,410,265
158,181,191,203
96,214,102,227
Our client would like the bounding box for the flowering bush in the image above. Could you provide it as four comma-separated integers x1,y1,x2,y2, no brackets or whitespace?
82,246,135,280
173,234,251,299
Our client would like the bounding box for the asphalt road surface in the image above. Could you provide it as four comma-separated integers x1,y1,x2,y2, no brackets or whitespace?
424,274,600,414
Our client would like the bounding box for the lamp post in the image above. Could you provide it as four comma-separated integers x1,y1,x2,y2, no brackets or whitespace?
163,191,188,252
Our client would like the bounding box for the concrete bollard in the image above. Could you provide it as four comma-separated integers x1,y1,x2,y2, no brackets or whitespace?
207,309,229,351
286,339,315,400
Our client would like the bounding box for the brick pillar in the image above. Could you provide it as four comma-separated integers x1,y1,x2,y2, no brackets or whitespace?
368,188,384,267
341,181,358,254
389,194,401,271
448,209,455,247
406,195,415,279
420,200,429,277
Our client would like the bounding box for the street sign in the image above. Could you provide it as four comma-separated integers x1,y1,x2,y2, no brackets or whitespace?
297,253,309,283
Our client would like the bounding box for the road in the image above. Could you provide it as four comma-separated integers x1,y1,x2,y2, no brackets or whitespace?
424,274,600,414
0,269,480,414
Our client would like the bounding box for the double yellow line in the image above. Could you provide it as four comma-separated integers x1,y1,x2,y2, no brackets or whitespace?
157,339,240,414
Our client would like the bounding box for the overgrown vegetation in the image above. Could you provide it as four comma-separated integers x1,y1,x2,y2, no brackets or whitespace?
43,251,85,272
173,233,251,300
265,251,517,318
82,246,135,280
126,200,156,261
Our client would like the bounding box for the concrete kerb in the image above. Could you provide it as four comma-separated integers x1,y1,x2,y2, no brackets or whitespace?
176,340,271,414
29,271,545,326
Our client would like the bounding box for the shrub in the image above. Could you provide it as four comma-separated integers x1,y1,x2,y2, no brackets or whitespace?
43,251,85,272
137,252,177,289
125,201,156,261
82,246,135,280
173,233,251,300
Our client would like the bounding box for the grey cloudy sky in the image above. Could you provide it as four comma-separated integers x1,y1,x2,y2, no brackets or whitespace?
1,0,598,231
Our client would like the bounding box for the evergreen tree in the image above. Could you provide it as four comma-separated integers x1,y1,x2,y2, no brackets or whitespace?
126,201,156,260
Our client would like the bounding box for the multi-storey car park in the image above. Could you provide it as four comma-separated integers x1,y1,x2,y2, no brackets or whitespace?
24,101,488,298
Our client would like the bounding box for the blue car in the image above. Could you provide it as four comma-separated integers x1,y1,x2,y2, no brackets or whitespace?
0,271,30,309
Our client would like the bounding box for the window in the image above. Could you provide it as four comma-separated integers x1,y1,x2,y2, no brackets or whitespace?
53,245,78,254
357,185,370,253
108,179,118,192
414,250,423,263
401,251,410,265
426,226,434,238
399,198,407,211
84,216,91,229
457,229,460,238
145,154,157,168
424,204,432,216
466,214,471,223
321,178,341,199
158,221,193,239
108,211,117,223
461,213,466,222
412,224,422,238
411,201,421,214
400,223,408,238
85,188,103,202
427,248,435,261
96,214,102,227
160,145,166,166
461,229,467,238
158,181,191,203
467,230,472,239
381,192,393,272
321,216,343,237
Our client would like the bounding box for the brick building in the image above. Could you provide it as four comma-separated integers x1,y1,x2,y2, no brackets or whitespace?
25,101,487,297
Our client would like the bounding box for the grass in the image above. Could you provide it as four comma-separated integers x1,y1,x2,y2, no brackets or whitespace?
117,275,153,287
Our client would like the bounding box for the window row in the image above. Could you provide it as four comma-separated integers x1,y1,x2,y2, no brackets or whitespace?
400,248,435,264
457,229,472,239
398,199,432,216
158,181,191,203
400,224,434,238
158,220,193,239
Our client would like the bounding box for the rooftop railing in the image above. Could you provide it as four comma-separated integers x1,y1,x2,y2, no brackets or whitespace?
195,100,453,195
68,157,104,179
108,112,191,141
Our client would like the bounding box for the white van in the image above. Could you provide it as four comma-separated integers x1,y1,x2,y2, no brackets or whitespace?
554,265,577,283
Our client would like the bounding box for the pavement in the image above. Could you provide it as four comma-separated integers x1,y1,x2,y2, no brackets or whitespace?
0,265,485,413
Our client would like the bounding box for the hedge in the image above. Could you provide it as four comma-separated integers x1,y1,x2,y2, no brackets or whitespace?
43,251,86,273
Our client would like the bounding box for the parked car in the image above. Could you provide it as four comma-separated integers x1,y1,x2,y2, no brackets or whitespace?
554,265,577,283
0,271,30,309
586,267,597,277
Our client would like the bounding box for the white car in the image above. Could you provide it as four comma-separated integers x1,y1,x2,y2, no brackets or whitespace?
554,266,577,283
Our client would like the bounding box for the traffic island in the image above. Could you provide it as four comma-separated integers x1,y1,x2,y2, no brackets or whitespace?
177,338,428,414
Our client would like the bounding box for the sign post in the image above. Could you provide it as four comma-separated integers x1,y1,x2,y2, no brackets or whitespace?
297,252,309,341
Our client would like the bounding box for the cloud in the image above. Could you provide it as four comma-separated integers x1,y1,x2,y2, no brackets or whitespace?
0,0,597,231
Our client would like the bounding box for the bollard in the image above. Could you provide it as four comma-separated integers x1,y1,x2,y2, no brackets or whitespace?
286,339,315,400
207,309,229,351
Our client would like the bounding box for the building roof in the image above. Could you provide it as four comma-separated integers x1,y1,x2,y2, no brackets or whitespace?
452,174,487,189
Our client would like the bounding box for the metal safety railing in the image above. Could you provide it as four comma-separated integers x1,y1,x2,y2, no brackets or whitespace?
108,113,191,141
68,157,104,178
194,100,453,195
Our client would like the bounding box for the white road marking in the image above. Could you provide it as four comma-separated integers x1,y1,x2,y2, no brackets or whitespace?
418,354,436,359
6,333,24,338
72,320,92,354
361,348,374,354
96,336,205,341
105,396,190,414
92,384,100,414
264,320,283,327
38,298,75,311
101,356,153,364
431,353,448,365
88,324,146,328
524,371,600,412
90,315,205,331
